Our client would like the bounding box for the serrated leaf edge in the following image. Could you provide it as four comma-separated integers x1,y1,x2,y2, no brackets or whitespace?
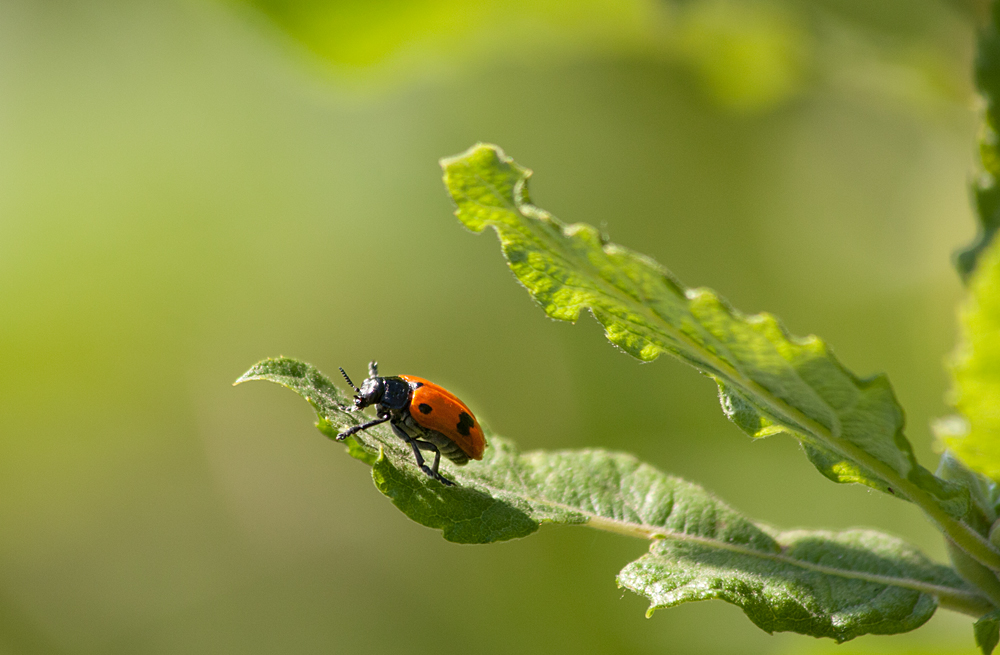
442,143,1000,574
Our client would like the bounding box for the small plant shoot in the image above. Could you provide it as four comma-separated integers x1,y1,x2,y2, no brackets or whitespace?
239,5,1000,650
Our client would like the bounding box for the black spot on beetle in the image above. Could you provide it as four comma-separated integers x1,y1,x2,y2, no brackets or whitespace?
418,403,433,414
456,412,474,436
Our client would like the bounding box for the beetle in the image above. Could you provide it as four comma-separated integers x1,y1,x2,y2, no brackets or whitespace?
335,361,486,486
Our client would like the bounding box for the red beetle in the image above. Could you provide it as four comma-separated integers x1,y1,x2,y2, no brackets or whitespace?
336,361,486,486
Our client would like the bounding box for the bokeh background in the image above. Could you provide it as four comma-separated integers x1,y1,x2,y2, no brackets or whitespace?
0,0,991,653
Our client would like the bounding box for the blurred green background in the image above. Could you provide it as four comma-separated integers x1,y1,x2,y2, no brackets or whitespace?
0,0,990,653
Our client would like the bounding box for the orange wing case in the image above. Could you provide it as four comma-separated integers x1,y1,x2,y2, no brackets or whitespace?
400,375,486,460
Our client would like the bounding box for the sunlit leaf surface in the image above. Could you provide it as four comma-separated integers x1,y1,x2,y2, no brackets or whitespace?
440,143,969,521
944,241,1000,481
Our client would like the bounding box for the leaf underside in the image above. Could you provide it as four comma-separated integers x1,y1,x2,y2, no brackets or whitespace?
237,358,984,642
439,143,968,522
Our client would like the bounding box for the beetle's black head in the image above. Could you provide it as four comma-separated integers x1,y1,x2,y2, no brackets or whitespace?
355,375,385,409
340,362,384,410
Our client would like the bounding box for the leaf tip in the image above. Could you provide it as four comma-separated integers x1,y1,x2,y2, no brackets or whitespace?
439,142,507,170
233,360,272,386
234,356,296,386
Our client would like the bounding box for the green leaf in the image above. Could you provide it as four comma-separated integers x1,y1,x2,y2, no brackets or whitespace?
977,609,1000,655
621,528,976,642
936,451,999,535
934,453,1000,606
440,143,969,524
944,240,1000,482
226,0,965,115
237,357,540,543
229,0,657,70
958,1,1000,280
236,357,991,640
945,537,1000,610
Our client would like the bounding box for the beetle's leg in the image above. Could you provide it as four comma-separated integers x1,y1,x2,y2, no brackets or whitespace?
337,415,389,441
390,423,455,487
412,441,452,486
412,440,442,475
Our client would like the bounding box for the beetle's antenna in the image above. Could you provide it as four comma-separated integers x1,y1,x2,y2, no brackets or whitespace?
339,367,360,393
368,360,378,377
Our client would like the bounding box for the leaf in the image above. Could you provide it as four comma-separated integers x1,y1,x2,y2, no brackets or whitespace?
936,451,999,536
943,240,1000,482
440,143,969,524
229,0,655,70
978,609,1000,655
958,1,1000,280
935,454,1000,608
236,357,540,543
621,529,974,642
236,357,991,640
226,0,966,116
